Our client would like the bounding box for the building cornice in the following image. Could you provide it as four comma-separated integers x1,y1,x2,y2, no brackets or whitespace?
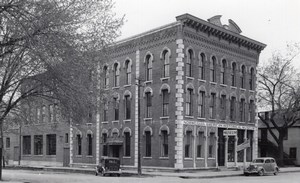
176,13,266,53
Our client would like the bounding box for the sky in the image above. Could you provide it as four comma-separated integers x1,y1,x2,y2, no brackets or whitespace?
113,0,300,67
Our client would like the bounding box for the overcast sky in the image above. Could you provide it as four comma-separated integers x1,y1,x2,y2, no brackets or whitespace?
114,0,300,67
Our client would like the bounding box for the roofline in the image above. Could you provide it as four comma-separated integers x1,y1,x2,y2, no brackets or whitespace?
176,13,266,51
111,21,181,46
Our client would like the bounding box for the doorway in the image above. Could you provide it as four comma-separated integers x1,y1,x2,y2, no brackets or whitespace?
218,128,225,166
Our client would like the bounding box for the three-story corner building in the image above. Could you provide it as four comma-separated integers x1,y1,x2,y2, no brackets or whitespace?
4,14,266,169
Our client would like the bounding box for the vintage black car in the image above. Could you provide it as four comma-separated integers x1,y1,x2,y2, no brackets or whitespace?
95,157,122,176
244,157,279,176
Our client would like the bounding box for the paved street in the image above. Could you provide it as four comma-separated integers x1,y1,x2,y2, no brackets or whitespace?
2,169,300,183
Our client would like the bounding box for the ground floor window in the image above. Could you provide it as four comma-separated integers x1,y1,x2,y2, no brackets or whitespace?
185,130,192,158
102,133,108,156
290,147,297,159
46,134,56,155
87,134,93,156
6,137,10,149
228,136,235,162
23,136,31,155
208,133,215,158
246,130,253,161
76,134,82,155
124,132,131,157
197,132,205,158
145,131,151,157
161,130,168,157
34,135,43,155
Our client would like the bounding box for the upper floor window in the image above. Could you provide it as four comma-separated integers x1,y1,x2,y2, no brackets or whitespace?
231,62,237,87
162,50,170,78
103,66,109,88
124,95,131,120
198,91,205,118
113,63,120,87
209,93,216,119
103,100,108,121
210,56,216,82
199,53,205,80
220,94,226,120
230,96,236,121
145,92,152,118
221,59,226,84
186,49,193,77
113,97,119,121
249,100,255,123
162,89,169,116
186,88,193,116
145,55,152,81
240,98,246,122
241,65,246,88
249,68,255,90
125,60,131,85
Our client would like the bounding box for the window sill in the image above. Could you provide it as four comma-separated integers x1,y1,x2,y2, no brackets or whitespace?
197,117,206,120
123,119,131,123
220,84,227,87
101,121,108,124
144,118,152,121
198,79,206,83
230,86,237,89
230,121,237,123
239,121,246,124
22,154,31,157
208,157,215,160
185,116,194,119
160,77,170,81
210,82,217,85
112,86,120,89
104,88,109,91
219,120,226,122
144,80,153,84
184,158,193,160
143,157,152,159
249,90,255,93
86,155,93,158
196,157,205,160
33,155,43,157
160,116,169,119
46,155,56,157
186,76,194,80
159,157,169,159
209,118,216,121
123,156,131,159
124,84,131,88
75,155,82,157
112,120,119,123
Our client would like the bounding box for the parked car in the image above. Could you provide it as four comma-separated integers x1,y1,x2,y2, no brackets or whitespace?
244,157,279,176
95,157,122,177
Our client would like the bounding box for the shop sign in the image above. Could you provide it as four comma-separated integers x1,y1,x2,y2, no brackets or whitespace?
236,139,251,151
223,130,237,136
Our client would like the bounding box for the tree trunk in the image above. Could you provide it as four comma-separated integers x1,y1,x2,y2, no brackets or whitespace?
277,138,284,167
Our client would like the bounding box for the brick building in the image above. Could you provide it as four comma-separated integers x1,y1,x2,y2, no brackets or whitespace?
4,14,266,169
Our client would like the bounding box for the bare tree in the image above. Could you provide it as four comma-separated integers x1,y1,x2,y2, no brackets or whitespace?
0,0,124,179
257,43,300,166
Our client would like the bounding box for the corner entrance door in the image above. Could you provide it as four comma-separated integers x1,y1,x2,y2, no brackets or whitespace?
218,128,225,166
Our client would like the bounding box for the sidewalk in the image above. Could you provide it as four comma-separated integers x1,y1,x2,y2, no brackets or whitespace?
4,165,300,179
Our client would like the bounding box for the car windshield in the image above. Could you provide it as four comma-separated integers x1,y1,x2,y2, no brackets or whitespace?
253,159,264,163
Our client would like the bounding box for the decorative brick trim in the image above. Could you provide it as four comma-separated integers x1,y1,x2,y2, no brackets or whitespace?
134,50,140,167
174,39,185,169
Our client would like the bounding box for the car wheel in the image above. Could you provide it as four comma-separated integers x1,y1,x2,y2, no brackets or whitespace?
95,172,98,176
244,173,249,176
258,169,264,176
274,168,279,175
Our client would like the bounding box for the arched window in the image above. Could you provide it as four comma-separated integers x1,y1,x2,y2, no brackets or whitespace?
144,127,152,157
102,132,108,156
145,55,152,81
113,63,120,87
125,60,131,85
209,92,216,119
162,89,169,116
231,62,237,87
76,134,82,155
249,68,255,90
210,56,216,82
124,131,131,156
184,129,193,158
230,96,236,121
197,131,205,158
220,94,226,120
221,59,226,84
186,49,193,77
186,88,193,116
241,65,246,88
160,125,169,157
113,97,119,121
162,50,170,78
198,90,205,118
249,99,254,122
124,94,131,120
199,53,205,80
103,66,109,88
103,99,108,121
240,98,246,122
145,91,152,118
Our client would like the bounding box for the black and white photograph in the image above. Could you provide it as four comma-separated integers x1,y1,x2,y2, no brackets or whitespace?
0,0,300,182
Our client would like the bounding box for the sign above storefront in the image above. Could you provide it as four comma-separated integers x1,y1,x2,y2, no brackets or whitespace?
223,130,237,136
236,139,251,151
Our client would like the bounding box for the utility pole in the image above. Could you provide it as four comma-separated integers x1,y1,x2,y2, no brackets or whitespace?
137,79,142,175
